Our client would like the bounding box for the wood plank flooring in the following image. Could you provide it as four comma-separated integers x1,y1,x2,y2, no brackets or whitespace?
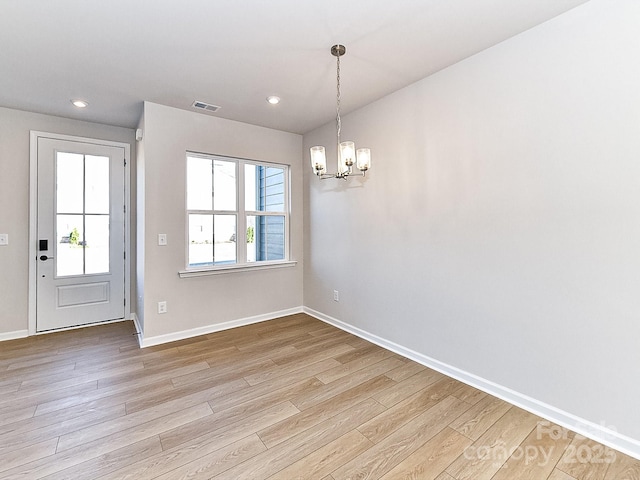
0,313,638,479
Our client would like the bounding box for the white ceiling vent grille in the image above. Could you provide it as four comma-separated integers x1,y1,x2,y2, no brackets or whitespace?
192,100,221,113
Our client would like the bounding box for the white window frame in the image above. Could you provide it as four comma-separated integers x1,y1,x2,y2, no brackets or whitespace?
179,152,294,278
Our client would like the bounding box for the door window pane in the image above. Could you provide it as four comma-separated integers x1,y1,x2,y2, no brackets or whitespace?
56,152,84,213
55,152,111,276
56,215,84,276
85,215,110,274
85,155,110,214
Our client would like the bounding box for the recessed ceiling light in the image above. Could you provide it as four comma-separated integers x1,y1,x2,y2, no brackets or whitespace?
266,96,281,105
71,100,89,108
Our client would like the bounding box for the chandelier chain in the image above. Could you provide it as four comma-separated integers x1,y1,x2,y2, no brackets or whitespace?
336,53,341,144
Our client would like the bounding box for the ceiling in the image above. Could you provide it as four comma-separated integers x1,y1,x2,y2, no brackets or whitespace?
0,0,590,135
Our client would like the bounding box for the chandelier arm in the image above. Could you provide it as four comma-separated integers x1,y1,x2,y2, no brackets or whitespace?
320,173,340,180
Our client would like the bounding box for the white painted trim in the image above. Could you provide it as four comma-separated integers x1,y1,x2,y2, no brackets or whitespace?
179,260,297,278
131,312,143,347
139,306,303,348
28,132,39,335
28,131,132,335
0,330,29,342
182,153,292,274
303,307,640,461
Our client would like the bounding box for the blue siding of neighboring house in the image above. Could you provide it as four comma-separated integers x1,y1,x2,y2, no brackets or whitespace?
257,166,285,261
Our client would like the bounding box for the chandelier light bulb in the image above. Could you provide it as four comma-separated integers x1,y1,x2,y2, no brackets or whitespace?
356,148,371,171
339,141,355,173
310,145,327,175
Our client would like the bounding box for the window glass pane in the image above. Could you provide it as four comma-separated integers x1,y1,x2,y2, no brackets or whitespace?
214,214,236,264
85,215,110,274
187,157,212,210
248,165,285,213
189,214,213,267
213,160,236,211
56,214,84,276
246,215,256,262
245,164,257,211
85,155,110,214
264,167,285,212
250,215,285,262
56,152,84,214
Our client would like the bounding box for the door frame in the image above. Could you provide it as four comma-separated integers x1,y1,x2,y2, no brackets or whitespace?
28,131,131,335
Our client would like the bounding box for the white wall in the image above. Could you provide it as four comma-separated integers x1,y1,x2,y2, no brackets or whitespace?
138,102,303,343
135,116,146,334
0,107,135,339
304,0,640,451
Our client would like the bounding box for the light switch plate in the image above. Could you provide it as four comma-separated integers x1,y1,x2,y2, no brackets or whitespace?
0,234,8,245
158,234,167,246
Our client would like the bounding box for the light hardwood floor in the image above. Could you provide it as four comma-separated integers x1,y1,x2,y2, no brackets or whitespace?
0,313,638,479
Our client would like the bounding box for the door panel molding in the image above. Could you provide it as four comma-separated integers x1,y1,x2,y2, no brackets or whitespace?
57,282,110,307
29,131,130,335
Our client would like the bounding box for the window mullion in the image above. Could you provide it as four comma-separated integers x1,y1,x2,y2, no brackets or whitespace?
245,210,284,216
82,155,86,275
210,160,215,263
237,160,246,264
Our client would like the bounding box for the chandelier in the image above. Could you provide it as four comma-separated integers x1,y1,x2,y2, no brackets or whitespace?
310,45,371,180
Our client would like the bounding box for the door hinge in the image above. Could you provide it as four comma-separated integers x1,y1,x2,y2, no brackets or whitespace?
124,159,127,167
124,298,126,306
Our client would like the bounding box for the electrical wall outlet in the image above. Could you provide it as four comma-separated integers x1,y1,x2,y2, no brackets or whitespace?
158,301,167,314
333,290,339,302
0,234,8,246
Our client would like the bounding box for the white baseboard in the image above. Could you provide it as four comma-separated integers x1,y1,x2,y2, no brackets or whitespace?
0,329,29,342
139,307,304,348
303,306,640,461
131,313,143,348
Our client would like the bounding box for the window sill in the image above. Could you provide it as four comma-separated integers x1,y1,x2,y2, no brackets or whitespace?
178,260,297,278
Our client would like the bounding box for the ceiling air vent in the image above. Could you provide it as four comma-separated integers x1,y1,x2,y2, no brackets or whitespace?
192,100,221,113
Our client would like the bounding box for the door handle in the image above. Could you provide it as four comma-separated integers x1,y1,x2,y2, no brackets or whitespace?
39,255,54,261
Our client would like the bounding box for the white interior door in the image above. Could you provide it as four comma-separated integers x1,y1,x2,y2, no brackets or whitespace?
36,136,126,332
